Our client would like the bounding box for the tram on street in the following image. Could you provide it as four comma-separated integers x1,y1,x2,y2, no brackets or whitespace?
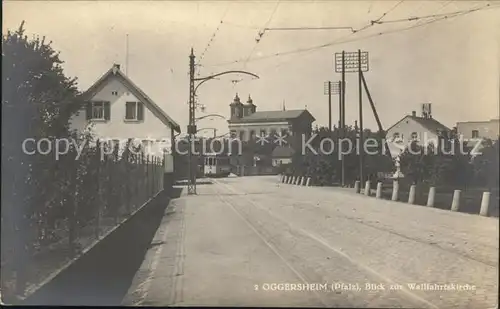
203,152,231,177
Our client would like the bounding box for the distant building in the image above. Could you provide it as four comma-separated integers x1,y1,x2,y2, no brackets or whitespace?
227,93,315,143
385,104,450,157
456,119,499,141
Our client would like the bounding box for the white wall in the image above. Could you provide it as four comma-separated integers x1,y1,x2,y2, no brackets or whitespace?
70,76,174,160
70,76,173,141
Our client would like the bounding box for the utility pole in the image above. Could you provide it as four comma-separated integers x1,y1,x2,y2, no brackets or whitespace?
328,82,332,131
187,48,197,195
358,49,364,184
324,81,340,131
186,49,259,195
341,52,346,187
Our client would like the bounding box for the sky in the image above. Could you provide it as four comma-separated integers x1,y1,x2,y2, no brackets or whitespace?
3,0,500,138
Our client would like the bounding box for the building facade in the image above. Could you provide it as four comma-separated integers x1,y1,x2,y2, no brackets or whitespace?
227,94,315,143
385,108,450,158
456,119,500,140
70,63,181,172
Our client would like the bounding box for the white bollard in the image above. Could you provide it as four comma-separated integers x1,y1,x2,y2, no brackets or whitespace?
479,192,491,217
408,185,416,204
292,176,297,185
376,182,382,199
296,176,302,185
391,180,399,201
354,181,360,194
301,177,306,186
285,176,290,184
364,181,371,196
451,190,461,211
306,177,311,186
427,187,435,207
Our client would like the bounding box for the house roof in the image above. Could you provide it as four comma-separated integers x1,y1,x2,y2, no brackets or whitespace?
82,64,181,133
386,115,450,134
272,146,295,158
229,109,315,124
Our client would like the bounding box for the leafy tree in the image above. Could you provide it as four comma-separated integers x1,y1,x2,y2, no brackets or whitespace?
2,21,84,296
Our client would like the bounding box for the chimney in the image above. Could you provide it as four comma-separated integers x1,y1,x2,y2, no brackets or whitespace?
411,111,416,117
112,63,121,74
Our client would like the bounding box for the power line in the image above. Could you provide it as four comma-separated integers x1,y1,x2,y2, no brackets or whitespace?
197,3,231,70
263,26,354,31
206,2,497,68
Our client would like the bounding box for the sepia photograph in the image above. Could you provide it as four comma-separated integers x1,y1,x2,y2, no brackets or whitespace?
2,0,499,307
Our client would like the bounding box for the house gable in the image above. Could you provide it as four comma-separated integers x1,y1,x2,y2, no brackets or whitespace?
80,64,180,133
70,74,176,141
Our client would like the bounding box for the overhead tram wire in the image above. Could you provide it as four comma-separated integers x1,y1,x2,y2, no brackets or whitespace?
206,2,498,68
241,0,281,70
196,3,231,76
219,0,406,69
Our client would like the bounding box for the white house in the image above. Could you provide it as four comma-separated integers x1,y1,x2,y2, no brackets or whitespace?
70,63,181,171
385,108,450,158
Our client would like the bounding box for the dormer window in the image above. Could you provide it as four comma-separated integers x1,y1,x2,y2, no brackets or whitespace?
125,102,144,121
112,91,118,96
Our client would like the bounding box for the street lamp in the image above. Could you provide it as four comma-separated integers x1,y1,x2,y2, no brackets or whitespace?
187,48,259,195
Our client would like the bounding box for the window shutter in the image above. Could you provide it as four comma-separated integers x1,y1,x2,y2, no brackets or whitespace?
137,102,144,121
104,101,111,120
86,101,92,120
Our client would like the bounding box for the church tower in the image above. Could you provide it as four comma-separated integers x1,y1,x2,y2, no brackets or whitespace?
243,94,256,117
229,93,244,120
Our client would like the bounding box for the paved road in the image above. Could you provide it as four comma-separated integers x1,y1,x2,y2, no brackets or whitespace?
123,176,498,308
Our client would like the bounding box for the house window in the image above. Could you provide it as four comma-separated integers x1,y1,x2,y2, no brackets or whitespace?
260,129,267,137
112,91,118,96
86,101,110,120
92,102,105,119
411,132,418,140
472,130,479,138
239,131,245,141
392,132,400,140
125,102,144,121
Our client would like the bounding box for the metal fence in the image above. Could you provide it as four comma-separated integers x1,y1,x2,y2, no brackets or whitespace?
1,140,165,301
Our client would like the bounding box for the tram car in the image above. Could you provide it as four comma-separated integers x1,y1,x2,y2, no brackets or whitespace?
203,152,231,177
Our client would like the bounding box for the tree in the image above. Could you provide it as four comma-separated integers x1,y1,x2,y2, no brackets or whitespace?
2,21,84,296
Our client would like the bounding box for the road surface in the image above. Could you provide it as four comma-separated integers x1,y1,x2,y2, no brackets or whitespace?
123,176,498,308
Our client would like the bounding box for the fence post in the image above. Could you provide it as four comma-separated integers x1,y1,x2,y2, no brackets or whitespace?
306,177,311,186
152,157,155,196
427,187,436,207
479,192,491,216
146,155,150,201
408,185,416,204
364,181,371,196
124,155,130,215
451,189,461,211
301,176,306,186
95,142,102,239
391,180,399,201
376,182,382,199
354,181,360,193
